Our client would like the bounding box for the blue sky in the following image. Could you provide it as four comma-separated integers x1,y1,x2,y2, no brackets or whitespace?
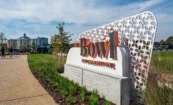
0,0,172,43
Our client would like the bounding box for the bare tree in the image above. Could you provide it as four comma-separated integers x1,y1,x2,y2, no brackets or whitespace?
0,32,7,47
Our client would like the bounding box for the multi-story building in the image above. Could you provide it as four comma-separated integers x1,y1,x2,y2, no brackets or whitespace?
31,37,48,48
17,33,31,49
37,37,48,47
7,33,48,50
31,38,37,46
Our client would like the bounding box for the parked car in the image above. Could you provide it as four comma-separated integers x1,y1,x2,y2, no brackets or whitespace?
165,45,173,50
153,45,161,51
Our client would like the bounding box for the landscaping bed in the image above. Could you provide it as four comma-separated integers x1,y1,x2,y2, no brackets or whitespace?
28,54,115,105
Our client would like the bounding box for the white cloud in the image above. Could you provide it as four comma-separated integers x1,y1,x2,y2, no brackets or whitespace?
156,13,173,23
0,0,171,42
0,0,164,24
138,0,164,11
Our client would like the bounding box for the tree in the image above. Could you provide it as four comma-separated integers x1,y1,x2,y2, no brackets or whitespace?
51,22,72,59
43,42,47,48
0,32,7,47
166,36,173,44
19,45,24,52
159,39,166,51
31,43,36,52
159,40,165,45
26,44,31,50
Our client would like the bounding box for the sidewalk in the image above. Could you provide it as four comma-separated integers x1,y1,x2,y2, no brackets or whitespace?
0,55,58,105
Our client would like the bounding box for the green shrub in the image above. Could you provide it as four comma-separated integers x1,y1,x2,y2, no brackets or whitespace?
58,77,69,92
51,82,59,90
89,89,99,105
68,82,79,95
65,97,77,105
80,87,87,102
60,90,68,97
104,101,112,105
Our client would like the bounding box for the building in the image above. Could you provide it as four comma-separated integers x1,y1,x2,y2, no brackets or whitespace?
7,39,17,49
34,37,48,48
7,33,48,50
17,33,31,50
31,38,37,46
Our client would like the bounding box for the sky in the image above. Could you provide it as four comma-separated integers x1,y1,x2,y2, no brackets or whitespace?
0,0,173,43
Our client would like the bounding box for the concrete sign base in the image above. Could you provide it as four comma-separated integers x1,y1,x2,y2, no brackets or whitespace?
64,64,130,105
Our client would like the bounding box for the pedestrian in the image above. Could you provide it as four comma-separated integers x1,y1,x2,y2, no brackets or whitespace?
10,47,13,57
1,47,5,57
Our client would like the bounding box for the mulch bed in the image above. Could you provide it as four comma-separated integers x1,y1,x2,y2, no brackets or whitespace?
32,71,116,105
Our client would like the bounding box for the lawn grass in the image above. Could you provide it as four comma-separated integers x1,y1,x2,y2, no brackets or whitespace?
152,51,173,74
28,54,58,71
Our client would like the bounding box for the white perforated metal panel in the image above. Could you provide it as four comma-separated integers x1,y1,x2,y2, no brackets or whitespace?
75,11,157,101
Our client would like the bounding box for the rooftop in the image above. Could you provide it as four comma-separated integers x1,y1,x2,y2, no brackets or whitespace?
18,33,30,39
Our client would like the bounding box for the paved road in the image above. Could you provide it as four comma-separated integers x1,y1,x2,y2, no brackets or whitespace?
0,55,58,105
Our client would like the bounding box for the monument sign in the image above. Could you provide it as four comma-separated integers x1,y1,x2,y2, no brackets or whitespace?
64,11,157,105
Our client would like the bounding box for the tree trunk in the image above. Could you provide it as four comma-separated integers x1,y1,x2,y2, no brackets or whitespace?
60,51,62,63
